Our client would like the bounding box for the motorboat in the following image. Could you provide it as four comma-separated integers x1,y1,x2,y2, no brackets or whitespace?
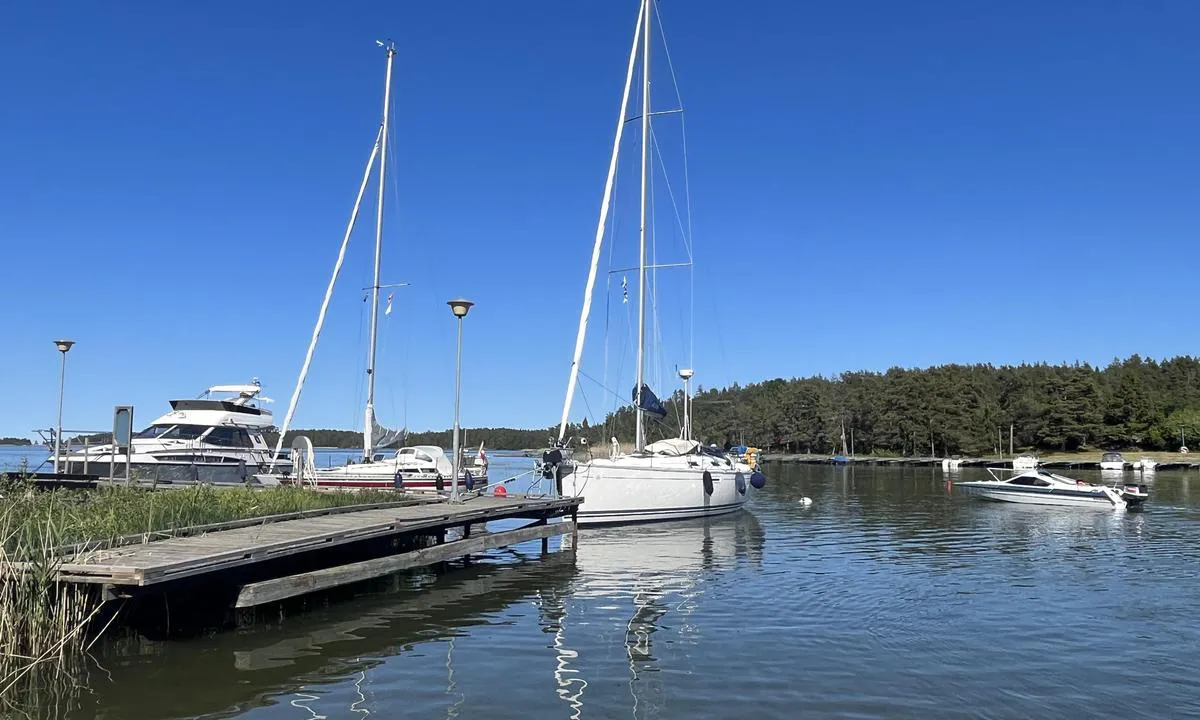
1011,454,1039,470
264,443,488,492
957,468,1148,509
537,1,763,526
1133,457,1158,473
941,458,964,471
1100,452,1126,471
58,382,289,483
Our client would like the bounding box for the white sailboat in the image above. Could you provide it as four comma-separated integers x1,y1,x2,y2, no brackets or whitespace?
539,0,763,525
256,43,486,493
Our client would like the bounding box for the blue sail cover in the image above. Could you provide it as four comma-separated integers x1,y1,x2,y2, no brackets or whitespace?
632,384,668,418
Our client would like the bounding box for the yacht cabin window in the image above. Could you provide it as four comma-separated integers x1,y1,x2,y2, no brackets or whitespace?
204,427,253,448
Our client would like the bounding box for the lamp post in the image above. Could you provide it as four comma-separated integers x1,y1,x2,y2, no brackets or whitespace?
447,299,474,502
678,368,694,441
52,339,75,473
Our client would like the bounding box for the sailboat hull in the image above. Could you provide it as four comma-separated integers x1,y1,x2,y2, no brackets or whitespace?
564,455,750,525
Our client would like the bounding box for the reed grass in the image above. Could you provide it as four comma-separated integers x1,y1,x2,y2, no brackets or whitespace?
0,480,397,704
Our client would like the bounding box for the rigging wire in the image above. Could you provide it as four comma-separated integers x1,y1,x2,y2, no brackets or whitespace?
653,0,697,368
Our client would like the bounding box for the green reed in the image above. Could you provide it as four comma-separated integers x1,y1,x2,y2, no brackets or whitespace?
0,480,397,701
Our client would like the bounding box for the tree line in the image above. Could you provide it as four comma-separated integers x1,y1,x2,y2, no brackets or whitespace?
573,355,1200,456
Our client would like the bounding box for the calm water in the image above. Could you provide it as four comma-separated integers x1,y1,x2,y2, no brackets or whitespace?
12,451,1200,719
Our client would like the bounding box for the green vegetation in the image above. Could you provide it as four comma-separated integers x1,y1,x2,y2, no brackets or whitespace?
0,438,31,446
0,482,399,697
577,354,1200,456
0,484,399,557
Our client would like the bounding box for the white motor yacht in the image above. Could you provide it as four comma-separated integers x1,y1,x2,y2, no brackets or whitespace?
60,382,288,483
957,468,1148,509
1099,452,1127,471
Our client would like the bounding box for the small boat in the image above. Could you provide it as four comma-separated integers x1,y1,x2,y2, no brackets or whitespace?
1099,452,1126,471
957,468,1148,509
1133,457,1157,473
941,458,963,471
1011,454,1039,470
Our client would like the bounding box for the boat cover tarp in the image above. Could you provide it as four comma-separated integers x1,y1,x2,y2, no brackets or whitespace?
645,438,701,456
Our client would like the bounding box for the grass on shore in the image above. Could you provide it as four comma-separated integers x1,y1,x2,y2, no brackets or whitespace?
0,482,399,700
0,483,400,559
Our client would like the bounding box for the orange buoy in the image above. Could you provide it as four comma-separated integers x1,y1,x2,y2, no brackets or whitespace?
494,485,507,497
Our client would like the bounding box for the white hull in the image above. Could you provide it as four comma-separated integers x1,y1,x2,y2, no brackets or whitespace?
965,486,1122,508
270,471,487,492
564,454,751,525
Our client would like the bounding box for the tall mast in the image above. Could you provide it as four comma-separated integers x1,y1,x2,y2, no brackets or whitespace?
556,3,646,444
634,0,651,453
364,42,395,461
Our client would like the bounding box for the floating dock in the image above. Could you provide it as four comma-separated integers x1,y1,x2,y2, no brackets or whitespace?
13,493,580,633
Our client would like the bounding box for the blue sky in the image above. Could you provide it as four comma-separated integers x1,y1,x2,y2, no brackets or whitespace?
1,1,1197,438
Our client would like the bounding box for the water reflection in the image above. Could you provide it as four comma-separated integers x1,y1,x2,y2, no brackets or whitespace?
543,513,765,719
71,554,576,720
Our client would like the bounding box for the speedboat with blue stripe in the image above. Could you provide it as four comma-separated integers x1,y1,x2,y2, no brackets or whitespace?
956,468,1148,509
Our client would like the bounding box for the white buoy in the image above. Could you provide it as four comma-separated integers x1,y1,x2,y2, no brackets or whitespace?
799,496,813,507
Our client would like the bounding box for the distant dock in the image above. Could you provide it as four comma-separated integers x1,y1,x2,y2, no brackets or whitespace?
761,454,1200,471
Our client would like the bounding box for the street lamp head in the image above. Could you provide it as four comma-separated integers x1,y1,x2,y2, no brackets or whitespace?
678,368,694,380
54,339,75,354
447,298,474,318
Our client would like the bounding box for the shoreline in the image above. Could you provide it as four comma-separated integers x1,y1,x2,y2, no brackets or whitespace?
761,453,1200,471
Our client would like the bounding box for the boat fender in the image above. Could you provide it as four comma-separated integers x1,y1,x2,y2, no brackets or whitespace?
494,485,507,497
435,473,445,492
750,470,767,489
555,464,567,496
702,470,714,496
736,473,747,495
393,469,403,490
464,470,474,491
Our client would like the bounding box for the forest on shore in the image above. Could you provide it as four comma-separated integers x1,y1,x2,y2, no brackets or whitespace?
585,354,1200,456
110,354,1200,458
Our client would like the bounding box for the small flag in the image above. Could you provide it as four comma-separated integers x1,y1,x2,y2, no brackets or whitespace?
621,275,628,304
384,293,394,316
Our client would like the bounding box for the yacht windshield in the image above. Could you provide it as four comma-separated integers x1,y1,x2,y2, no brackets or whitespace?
134,425,172,439
135,424,209,441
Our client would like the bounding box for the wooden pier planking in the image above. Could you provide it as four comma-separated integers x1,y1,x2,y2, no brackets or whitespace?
234,519,574,608
48,495,580,586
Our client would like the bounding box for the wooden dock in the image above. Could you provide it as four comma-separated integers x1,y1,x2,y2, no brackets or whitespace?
27,494,581,619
